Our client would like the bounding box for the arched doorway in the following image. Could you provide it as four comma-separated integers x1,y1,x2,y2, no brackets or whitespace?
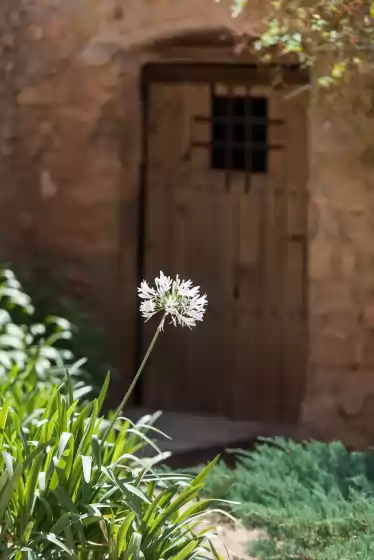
138,35,309,423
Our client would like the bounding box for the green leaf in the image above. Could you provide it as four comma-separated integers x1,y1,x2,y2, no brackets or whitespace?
0,335,24,349
23,521,34,545
0,463,23,518
116,512,136,555
53,485,79,515
191,455,220,487
91,435,102,472
50,512,72,536
123,532,144,560
81,455,92,483
97,371,110,413
57,432,72,461
3,452,13,477
45,533,74,556
173,541,198,559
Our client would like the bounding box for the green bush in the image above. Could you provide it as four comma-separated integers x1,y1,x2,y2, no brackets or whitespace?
0,268,94,413
0,267,221,558
200,438,374,560
14,259,110,387
0,376,221,558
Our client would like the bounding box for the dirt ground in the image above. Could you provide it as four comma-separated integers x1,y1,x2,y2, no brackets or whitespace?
201,515,264,559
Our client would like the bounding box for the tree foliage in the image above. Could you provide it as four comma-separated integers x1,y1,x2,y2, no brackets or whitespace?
229,0,374,85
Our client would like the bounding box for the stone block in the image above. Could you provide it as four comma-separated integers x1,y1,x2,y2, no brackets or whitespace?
309,240,333,281
310,281,354,314
313,332,359,368
17,87,44,105
80,41,119,66
363,302,374,330
362,332,374,366
323,309,359,338
340,244,357,278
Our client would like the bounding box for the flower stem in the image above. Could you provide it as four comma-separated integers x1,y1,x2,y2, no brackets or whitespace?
100,315,165,446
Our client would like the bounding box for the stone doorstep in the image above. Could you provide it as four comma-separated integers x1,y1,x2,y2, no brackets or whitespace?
126,408,298,458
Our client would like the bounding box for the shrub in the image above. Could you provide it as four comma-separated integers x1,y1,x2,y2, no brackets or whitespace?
14,258,110,387
0,269,221,558
0,376,221,558
0,268,93,414
200,438,374,560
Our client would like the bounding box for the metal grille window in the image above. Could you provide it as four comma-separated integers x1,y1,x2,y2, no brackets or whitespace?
211,94,268,173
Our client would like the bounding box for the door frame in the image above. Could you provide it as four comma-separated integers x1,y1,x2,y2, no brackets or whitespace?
136,61,309,420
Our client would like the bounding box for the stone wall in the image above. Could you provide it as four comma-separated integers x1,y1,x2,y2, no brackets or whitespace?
1,0,374,444
0,0,262,390
0,0,34,259
303,90,374,447
10,0,259,269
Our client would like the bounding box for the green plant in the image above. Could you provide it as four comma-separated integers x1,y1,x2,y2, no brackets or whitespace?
199,438,374,559
13,259,110,388
0,270,222,558
0,376,222,558
0,268,93,412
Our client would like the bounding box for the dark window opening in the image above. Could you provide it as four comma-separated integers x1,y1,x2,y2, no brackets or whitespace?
211,93,268,173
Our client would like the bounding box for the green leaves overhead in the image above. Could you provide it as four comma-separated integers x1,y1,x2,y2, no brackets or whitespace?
227,0,374,85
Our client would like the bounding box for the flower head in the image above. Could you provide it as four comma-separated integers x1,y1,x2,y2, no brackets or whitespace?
138,272,207,330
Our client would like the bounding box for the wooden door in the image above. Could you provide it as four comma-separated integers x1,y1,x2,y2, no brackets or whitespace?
141,67,308,423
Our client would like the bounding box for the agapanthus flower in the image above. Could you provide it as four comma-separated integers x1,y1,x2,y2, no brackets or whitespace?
138,271,207,329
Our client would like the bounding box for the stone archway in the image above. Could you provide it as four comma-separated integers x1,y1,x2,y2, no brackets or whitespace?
134,30,309,422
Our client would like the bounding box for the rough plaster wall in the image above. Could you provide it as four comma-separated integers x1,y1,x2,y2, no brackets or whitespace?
2,0,262,389
0,0,37,259
303,93,374,447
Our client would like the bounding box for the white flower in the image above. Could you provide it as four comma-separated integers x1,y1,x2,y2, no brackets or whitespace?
138,271,207,329
155,271,172,296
